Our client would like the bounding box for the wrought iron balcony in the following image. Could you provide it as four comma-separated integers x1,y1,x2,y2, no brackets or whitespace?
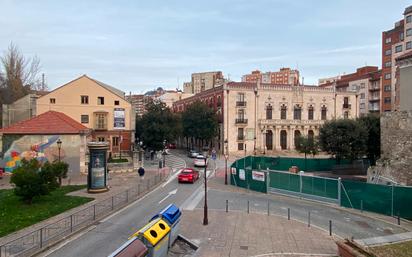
236,101,247,107
235,118,248,124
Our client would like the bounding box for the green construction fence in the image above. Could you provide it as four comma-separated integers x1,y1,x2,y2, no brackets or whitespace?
231,156,412,220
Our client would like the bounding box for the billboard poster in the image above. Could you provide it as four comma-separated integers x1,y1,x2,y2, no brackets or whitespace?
114,108,125,129
231,167,237,175
239,169,245,180
90,151,106,189
252,170,265,182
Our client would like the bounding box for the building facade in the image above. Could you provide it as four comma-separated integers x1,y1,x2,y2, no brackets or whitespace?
36,75,135,155
320,66,381,115
242,68,300,86
126,94,146,117
396,51,412,111
381,5,412,111
156,91,193,108
183,71,225,94
2,94,40,128
174,81,358,155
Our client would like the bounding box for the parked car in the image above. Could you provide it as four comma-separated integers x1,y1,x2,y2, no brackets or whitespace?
178,168,199,183
194,155,208,167
187,150,199,158
167,143,177,149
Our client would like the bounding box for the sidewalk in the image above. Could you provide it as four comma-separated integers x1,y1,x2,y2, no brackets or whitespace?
0,167,170,246
178,209,337,257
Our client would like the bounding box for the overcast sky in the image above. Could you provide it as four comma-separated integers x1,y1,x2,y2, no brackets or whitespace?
1,0,410,93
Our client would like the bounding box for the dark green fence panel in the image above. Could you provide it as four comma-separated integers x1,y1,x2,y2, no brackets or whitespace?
341,180,392,216
269,171,300,193
393,186,412,220
301,176,338,199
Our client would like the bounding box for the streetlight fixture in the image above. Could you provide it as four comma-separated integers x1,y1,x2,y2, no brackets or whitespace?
203,154,209,225
224,139,228,185
57,139,62,161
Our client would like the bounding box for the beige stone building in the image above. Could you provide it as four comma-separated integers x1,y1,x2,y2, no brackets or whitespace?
174,81,359,155
2,94,40,128
183,71,225,94
223,82,359,155
36,75,135,154
156,91,193,108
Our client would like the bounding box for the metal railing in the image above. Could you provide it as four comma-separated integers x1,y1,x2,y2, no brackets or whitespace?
0,173,165,257
235,119,248,124
236,101,247,107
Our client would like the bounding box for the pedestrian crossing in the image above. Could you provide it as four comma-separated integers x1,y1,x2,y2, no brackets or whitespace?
165,154,186,171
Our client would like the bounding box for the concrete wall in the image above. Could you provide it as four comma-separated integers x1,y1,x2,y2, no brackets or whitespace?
400,65,412,111
0,134,86,174
368,111,412,185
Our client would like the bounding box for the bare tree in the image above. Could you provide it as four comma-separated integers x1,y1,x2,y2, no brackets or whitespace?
0,43,47,103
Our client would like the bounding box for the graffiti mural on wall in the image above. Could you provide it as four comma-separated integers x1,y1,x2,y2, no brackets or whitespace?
4,135,63,172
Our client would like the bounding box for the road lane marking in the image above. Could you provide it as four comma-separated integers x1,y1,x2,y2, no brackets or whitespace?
162,169,180,188
158,189,178,204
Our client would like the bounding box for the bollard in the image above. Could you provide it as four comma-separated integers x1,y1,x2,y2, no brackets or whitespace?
308,211,311,227
361,200,363,213
267,201,270,216
329,220,332,236
247,201,250,214
138,184,141,195
398,216,401,225
288,208,290,220
93,204,96,220
111,196,114,211
226,200,229,212
126,190,129,203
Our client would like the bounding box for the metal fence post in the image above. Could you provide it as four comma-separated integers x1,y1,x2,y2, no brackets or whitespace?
361,200,363,213
329,220,332,236
288,208,290,220
40,228,43,248
70,215,73,233
338,177,342,206
299,172,303,198
226,200,228,213
391,184,394,217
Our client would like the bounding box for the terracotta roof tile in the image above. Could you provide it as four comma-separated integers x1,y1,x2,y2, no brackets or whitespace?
0,111,89,135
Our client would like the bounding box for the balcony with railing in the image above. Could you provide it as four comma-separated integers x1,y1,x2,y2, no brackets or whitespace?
343,104,351,109
258,119,325,126
369,95,380,101
236,101,247,107
369,85,380,91
237,135,244,141
235,118,248,124
94,112,108,130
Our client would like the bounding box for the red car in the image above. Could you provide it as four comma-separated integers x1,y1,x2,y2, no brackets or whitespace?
178,168,199,183
167,143,177,149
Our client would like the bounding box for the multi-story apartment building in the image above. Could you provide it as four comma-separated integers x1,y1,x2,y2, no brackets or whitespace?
173,81,358,155
183,71,225,94
242,68,300,85
382,5,412,111
320,66,381,115
318,75,341,86
36,75,135,155
126,94,145,117
156,91,193,108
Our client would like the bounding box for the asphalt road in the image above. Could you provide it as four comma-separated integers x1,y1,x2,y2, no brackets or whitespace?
43,152,205,257
41,151,410,257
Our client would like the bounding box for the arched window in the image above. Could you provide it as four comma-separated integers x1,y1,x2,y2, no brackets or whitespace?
294,130,301,150
308,106,314,120
308,130,314,142
293,105,302,120
321,106,327,120
266,104,273,120
281,105,287,120
280,130,287,150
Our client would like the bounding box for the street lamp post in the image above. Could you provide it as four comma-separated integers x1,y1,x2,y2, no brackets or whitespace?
224,139,228,185
162,140,166,167
57,139,62,161
203,155,209,225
